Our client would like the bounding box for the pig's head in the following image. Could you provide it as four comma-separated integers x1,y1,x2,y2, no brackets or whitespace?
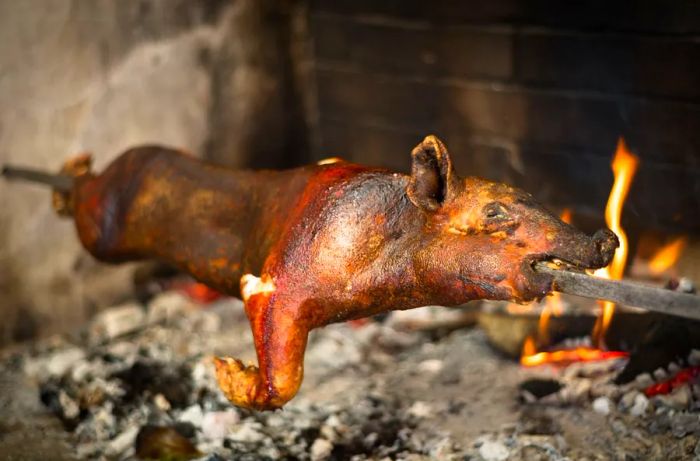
407,135,618,304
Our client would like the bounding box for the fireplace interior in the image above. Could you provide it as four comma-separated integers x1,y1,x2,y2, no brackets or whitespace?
1,1,700,460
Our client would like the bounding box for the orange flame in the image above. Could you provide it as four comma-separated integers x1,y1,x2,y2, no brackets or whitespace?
648,237,687,276
519,209,571,357
536,292,564,345
521,343,628,367
519,141,638,367
592,138,638,345
522,336,537,357
534,209,571,346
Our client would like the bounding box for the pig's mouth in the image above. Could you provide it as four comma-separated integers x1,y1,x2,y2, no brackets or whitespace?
530,228,619,273
512,255,599,303
515,229,619,302
532,255,593,273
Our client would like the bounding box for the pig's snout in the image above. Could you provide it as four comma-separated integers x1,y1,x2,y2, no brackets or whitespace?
593,228,618,267
543,227,619,271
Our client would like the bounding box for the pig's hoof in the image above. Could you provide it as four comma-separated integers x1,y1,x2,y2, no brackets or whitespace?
213,357,270,410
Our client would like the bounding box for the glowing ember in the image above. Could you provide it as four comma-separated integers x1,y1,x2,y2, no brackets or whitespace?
592,138,639,345
520,334,628,368
644,365,700,397
648,236,687,276
520,344,628,367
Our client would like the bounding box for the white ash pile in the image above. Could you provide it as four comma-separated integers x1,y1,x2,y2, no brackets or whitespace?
3,292,468,460
3,290,700,460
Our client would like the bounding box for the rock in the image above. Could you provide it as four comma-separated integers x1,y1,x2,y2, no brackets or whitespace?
630,394,650,417
590,383,622,401
478,439,509,461
619,390,640,411
24,347,87,379
592,397,612,415
201,410,240,441
105,425,140,457
320,414,345,442
178,404,204,427
58,390,80,420
634,373,655,390
653,368,669,382
91,303,146,341
153,393,171,411
89,404,117,441
310,438,333,461
560,378,592,403
48,347,87,377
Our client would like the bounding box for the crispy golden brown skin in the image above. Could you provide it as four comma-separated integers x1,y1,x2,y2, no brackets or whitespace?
53,136,617,410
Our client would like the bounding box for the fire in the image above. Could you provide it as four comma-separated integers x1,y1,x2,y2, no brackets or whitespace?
648,236,687,276
521,339,628,367
519,209,570,359
520,140,638,367
535,292,562,346
592,138,638,345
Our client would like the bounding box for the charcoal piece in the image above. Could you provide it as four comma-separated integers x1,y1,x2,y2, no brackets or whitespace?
38,380,84,431
615,314,700,384
111,361,193,408
518,378,562,400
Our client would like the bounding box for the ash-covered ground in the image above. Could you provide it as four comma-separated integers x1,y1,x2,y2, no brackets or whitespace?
1,292,699,461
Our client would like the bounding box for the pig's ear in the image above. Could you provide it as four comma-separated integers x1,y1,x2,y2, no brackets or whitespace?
407,135,458,211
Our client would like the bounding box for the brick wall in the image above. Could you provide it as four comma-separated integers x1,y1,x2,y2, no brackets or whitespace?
308,1,700,234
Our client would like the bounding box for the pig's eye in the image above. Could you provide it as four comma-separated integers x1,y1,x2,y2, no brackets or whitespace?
483,202,509,220
480,202,518,234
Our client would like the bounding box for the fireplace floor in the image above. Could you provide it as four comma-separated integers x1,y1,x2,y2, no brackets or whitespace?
0,294,698,460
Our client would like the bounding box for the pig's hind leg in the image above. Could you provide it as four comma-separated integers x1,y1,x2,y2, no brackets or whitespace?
214,275,309,411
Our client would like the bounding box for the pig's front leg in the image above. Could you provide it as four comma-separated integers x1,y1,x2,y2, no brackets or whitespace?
214,275,309,411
